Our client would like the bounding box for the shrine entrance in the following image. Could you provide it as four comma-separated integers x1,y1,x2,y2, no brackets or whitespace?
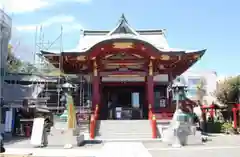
99,83,147,120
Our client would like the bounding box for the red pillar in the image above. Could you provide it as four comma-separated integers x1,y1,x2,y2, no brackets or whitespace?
92,76,100,109
147,76,154,108
232,108,237,129
92,60,100,109
147,59,154,113
209,104,214,119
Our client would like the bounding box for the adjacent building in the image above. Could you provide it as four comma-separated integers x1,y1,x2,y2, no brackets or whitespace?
0,9,12,123
181,71,218,102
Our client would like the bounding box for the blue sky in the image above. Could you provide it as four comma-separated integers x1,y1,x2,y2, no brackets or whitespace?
1,0,239,77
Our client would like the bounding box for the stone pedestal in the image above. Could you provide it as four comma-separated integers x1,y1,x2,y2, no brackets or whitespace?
76,134,85,146
172,127,189,147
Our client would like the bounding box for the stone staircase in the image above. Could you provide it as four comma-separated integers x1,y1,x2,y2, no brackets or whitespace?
95,120,153,140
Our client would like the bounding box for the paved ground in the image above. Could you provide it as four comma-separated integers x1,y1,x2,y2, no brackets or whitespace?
145,134,240,157
2,134,240,157
148,146,240,157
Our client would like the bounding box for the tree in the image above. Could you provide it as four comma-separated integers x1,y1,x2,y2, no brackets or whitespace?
215,76,240,121
19,62,39,74
196,77,207,105
215,76,240,105
7,44,40,74
7,45,24,73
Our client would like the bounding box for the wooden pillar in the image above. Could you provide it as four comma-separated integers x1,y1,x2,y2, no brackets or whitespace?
168,73,173,111
147,60,154,111
92,60,100,109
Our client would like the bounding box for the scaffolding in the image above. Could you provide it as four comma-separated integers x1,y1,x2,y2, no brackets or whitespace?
33,26,63,112
33,26,92,115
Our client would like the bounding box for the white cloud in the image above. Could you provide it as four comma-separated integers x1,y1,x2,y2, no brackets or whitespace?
0,0,91,13
15,15,83,32
0,0,50,13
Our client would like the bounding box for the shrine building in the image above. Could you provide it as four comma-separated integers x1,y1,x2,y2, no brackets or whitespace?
41,15,206,120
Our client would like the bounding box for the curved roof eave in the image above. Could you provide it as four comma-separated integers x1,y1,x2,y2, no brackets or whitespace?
78,34,150,52
157,48,207,54
77,34,182,55
172,49,206,77
77,34,207,55
40,51,60,56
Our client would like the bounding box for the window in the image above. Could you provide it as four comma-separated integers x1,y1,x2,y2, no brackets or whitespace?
187,89,197,97
188,78,201,88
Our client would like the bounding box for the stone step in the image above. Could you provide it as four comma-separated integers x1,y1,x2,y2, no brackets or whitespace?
98,130,152,134
96,134,152,139
96,120,152,139
94,138,162,142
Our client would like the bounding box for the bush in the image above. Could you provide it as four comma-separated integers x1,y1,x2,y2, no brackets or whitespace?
206,121,222,133
221,122,234,134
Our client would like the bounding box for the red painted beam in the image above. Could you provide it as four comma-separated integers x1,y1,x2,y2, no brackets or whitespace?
100,71,146,76
102,82,145,86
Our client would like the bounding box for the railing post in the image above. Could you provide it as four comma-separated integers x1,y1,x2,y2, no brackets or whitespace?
232,108,237,129
151,114,157,138
210,104,215,119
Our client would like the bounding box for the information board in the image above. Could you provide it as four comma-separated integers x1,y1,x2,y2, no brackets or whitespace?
30,118,44,146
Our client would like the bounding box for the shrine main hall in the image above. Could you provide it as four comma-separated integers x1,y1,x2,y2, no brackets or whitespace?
42,15,206,120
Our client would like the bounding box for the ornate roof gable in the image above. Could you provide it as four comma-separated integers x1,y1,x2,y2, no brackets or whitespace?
107,14,139,36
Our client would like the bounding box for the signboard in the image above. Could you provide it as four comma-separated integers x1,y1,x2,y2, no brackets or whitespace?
131,92,140,108
113,42,134,49
31,118,44,146
153,74,169,82
159,99,166,107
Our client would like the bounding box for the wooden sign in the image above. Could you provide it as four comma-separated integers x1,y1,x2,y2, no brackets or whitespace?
76,56,86,61
160,55,170,61
113,42,134,49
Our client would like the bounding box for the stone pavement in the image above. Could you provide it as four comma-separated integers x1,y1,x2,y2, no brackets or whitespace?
2,134,240,157
148,145,240,157
97,142,151,157
145,134,240,157
4,147,100,157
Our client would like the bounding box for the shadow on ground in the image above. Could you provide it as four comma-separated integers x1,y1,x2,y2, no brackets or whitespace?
3,135,29,145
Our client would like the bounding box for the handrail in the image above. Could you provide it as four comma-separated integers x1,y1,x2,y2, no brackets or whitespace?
94,104,99,120
151,114,157,138
89,114,95,139
148,104,152,120
89,104,99,139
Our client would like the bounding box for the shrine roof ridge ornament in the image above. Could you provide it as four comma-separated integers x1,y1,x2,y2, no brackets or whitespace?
106,14,139,36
